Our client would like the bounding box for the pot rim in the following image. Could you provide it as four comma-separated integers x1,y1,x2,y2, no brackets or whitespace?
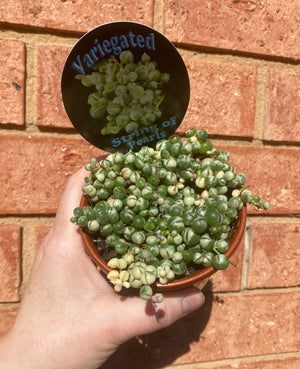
79,196,247,291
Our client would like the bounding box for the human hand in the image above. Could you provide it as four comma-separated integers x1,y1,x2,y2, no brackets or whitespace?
0,166,205,369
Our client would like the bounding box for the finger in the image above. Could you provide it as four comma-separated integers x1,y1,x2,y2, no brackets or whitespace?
56,155,107,228
108,287,205,344
54,166,87,231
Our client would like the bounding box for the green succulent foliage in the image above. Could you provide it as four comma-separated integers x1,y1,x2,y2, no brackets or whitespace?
76,50,170,135
71,128,270,303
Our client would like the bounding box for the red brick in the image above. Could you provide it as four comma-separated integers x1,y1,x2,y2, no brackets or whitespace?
34,226,51,255
174,292,300,364
210,238,244,292
129,292,300,366
164,0,300,60
0,225,21,302
0,135,104,214
0,1,154,33
240,357,300,369
248,223,300,289
37,46,72,129
195,366,231,369
0,310,17,338
264,70,300,143
220,146,300,215
0,40,25,126
180,60,257,138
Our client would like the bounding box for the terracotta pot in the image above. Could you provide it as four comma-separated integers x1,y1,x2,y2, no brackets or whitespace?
79,195,247,292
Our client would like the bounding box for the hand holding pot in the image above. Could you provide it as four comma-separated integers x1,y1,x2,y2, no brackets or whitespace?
0,166,205,369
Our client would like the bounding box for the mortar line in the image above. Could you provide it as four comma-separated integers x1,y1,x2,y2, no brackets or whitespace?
0,214,299,224
253,67,268,141
153,0,165,33
0,26,78,47
241,220,253,290
159,351,300,369
1,128,299,150
178,48,300,71
211,286,300,297
0,302,19,311
0,22,83,41
24,43,38,131
19,221,36,295
177,42,300,66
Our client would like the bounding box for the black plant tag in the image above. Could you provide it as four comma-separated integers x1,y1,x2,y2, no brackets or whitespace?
61,21,190,153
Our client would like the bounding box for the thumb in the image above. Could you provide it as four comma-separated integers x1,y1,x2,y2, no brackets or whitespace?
111,287,205,343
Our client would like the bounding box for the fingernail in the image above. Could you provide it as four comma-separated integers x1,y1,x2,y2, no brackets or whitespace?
182,292,205,315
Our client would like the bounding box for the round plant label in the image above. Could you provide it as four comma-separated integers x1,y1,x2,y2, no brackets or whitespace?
61,21,190,153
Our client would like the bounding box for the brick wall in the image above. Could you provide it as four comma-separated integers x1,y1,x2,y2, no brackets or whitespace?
0,1,299,368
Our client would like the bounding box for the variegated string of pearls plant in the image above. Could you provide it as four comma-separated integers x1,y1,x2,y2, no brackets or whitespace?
70,128,270,304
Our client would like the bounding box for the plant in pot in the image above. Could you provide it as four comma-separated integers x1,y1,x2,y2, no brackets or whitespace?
70,127,270,304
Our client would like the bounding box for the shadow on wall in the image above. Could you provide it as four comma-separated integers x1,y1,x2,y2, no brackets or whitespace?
100,280,214,369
